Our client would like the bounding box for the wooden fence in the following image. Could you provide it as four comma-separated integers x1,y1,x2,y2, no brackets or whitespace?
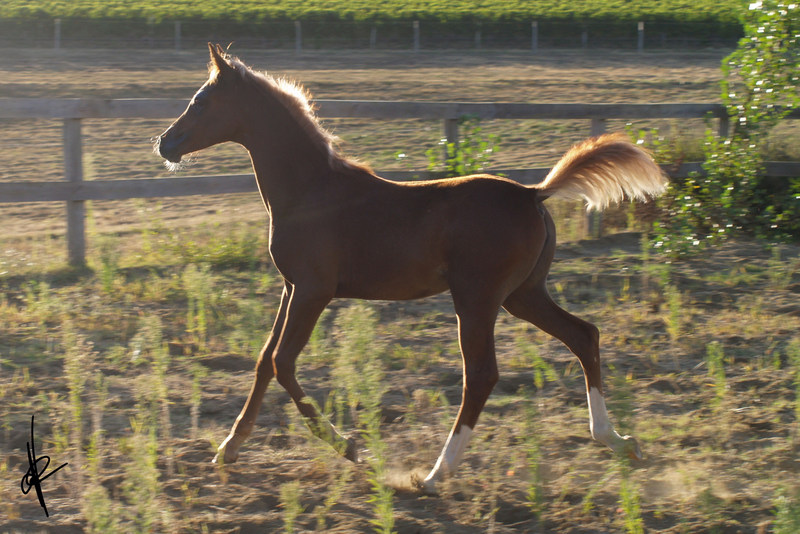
1,98,799,266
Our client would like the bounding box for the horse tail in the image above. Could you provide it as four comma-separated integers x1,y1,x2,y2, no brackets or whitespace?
534,132,667,211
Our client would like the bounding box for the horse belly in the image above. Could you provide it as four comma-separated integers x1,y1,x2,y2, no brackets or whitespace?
335,240,449,300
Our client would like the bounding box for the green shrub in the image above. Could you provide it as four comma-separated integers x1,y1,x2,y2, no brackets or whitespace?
653,1,800,255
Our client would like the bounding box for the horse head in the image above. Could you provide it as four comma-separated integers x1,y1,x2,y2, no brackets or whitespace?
155,43,244,167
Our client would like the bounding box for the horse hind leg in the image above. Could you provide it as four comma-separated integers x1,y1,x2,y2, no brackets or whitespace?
503,284,642,460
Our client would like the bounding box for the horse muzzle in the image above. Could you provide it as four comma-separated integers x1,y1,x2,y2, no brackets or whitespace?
155,131,186,163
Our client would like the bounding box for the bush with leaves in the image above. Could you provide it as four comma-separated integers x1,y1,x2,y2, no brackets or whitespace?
653,1,800,255
426,115,500,178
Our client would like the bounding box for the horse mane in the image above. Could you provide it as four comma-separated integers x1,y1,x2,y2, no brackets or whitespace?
212,55,373,174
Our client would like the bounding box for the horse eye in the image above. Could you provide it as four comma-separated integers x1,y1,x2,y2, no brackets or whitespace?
192,90,210,109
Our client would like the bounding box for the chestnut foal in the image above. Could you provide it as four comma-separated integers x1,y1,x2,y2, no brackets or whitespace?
155,44,665,493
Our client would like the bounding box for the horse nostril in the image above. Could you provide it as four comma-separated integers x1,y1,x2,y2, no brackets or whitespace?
156,131,186,161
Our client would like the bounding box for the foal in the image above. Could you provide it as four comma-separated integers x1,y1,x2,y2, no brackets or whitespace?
156,44,666,493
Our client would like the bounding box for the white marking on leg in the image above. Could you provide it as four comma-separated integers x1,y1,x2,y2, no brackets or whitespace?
422,426,473,489
587,387,642,459
587,387,614,444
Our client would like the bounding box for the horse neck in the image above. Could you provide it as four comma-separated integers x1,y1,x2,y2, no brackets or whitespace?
240,95,335,218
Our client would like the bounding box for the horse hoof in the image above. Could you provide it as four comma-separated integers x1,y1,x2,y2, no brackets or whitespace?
411,473,439,495
343,438,359,463
212,449,238,465
622,435,643,461
213,435,241,465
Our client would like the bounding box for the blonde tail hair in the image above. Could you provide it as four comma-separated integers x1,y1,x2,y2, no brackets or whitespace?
535,132,668,211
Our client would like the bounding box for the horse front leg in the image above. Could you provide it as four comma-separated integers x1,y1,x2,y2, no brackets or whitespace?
420,302,499,494
213,284,292,464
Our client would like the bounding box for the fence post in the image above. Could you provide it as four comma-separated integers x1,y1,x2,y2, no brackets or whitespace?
586,118,607,237
638,21,645,52
444,118,459,163
54,18,61,50
63,119,86,266
295,21,302,54
531,21,538,53
413,21,420,52
475,28,482,49
370,26,377,49
590,118,607,137
718,115,730,138
147,17,155,48
174,21,182,51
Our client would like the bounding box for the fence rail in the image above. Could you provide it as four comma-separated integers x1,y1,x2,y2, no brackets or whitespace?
1,98,799,265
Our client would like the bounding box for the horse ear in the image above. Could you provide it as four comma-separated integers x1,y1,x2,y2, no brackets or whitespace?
208,42,233,76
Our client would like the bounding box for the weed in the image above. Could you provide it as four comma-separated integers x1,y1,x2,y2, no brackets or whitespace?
182,263,217,351
788,338,800,443
226,294,269,357
307,308,332,365
768,245,795,290
473,429,507,533
553,281,568,309
63,322,96,494
390,343,427,372
697,485,725,528
280,480,305,534
190,363,207,440
521,393,545,518
314,462,354,531
129,314,165,367
23,280,59,334
120,417,169,532
581,465,614,515
360,382,395,531
159,222,266,269
78,374,111,534
128,314,177,481
83,432,119,533
151,328,174,476
663,284,683,348
774,485,800,533
705,341,727,406
332,302,395,533
332,302,385,423
607,364,635,436
89,371,107,460
425,115,500,178
617,459,644,534
605,366,644,533
96,234,122,295
514,325,557,389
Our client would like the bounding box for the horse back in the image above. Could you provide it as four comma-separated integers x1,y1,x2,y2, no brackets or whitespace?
328,173,549,300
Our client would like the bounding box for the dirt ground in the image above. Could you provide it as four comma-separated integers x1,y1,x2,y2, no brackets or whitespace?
2,46,800,533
